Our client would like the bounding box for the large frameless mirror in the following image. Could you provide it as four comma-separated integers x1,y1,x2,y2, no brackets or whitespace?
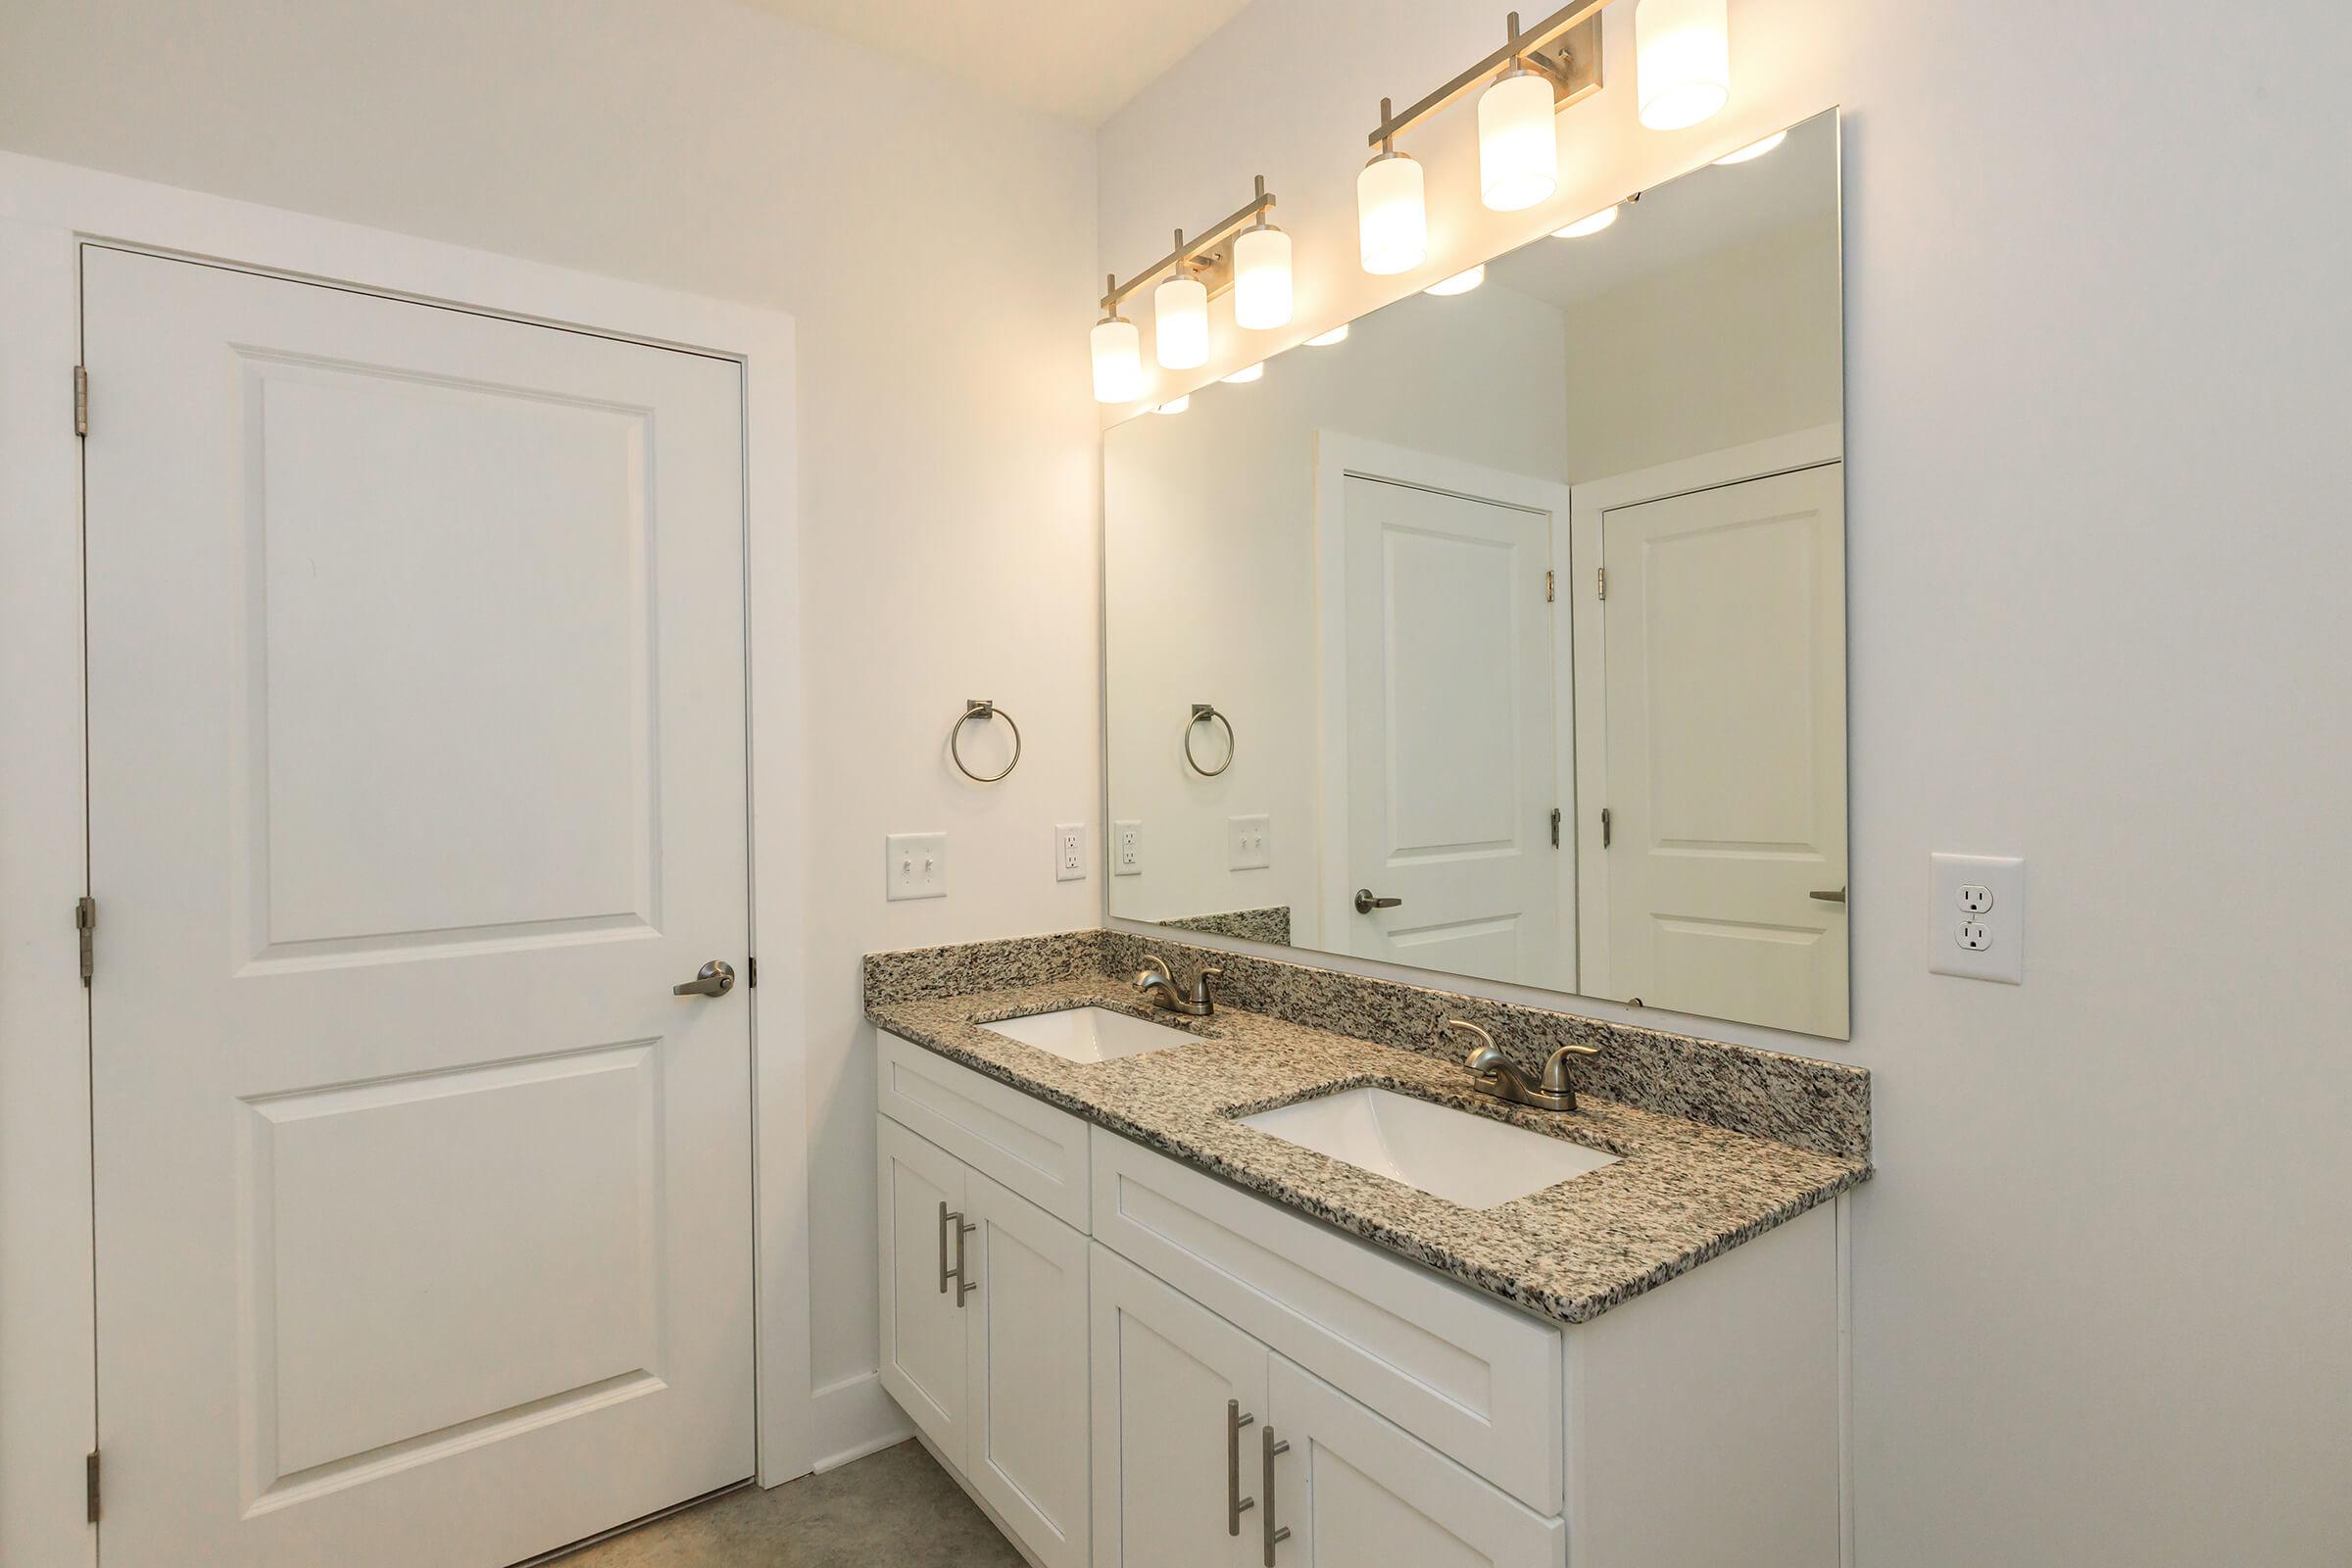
1103,109,1848,1038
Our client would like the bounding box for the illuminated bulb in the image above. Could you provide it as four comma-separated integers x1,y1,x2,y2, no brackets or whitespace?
1233,221,1294,330
1305,324,1350,347
1155,395,1191,415
1478,67,1559,212
1357,150,1428,275
1221,363,1265,384
1154,271,1209,370
1551,205,1620,239
1423,266,1485,297
1090,312,1142,404
1714,129,1787,165
1636,0,1731,130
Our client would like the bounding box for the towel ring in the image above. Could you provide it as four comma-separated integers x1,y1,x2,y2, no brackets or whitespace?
1183,703,1235,777
951,699,1021,784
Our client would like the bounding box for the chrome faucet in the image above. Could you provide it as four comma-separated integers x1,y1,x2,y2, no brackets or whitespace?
1134,952,1220,1017
1445,1018,1599,1112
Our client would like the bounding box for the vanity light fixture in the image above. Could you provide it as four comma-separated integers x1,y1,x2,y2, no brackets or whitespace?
1358,0,1733,275
1221,362,1265,383
1713,127,1787,164
1424,265,1487,296
1094,175,1290,401
1552,204,1620,237
1304,324,1350,347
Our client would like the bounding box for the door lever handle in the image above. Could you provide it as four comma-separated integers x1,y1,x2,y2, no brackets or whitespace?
1809,888,1847,904
672,959,737,997
1353,888,1402,914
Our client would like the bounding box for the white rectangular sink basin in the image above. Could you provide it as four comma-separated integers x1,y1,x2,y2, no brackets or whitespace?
979,1006,1198,1064
1238,1087,1620,1209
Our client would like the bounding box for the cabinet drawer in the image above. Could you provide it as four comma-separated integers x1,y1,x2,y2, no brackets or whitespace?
1091,1129,1563,1515
879,1031,1091,1232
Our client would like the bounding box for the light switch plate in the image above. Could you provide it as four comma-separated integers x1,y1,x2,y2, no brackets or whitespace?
1054,823,1086,882
1931,853,2024,983
1226,813,1270,871
1112,820,1143,876
887,832,947,901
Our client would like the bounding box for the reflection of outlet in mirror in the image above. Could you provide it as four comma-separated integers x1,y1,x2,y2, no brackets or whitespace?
1931,853,2024,983
1112,820,1143,877
1226,814,1270,871
887,832,947,901
1054,823,1086,882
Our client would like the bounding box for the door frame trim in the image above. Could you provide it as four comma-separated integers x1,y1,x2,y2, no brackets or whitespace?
0,151,814,1567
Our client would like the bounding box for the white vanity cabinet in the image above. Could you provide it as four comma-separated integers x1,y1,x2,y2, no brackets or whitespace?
879,1033,1843,1568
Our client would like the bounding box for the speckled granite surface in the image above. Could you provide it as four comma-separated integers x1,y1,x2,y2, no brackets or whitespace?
864,933,1871,1327
1154,906,1293,946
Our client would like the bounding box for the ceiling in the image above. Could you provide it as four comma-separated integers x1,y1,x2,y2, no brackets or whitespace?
743,0,1257,125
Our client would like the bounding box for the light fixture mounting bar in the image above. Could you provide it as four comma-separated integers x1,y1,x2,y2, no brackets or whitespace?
1102,175,1278,312
1367,1,1612,149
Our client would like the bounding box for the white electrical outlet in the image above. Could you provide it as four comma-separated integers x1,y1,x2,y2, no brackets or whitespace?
886,832,947,901
1054,822,1086,882
1112,820,1144,876
1931,853,2024,983
1227,813,1270,871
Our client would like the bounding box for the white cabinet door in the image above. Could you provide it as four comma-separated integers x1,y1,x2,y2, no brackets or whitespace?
878,1118,971,1457
1265,1356,1563,1568
1090,1246,1265,1568
965,1171,1091,1568
82,245,755,1568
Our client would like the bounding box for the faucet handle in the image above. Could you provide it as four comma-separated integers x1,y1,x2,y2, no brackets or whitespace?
1190,965,1223,1007
1539,1043,1601,1098
1444,1018,1503,1073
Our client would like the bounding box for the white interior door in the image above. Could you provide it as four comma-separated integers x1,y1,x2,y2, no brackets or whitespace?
1341,475,1564,988
1598,462,1847,1035
82,245,757,1567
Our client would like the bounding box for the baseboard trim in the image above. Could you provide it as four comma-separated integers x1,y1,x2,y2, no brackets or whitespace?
808,1370,913,1475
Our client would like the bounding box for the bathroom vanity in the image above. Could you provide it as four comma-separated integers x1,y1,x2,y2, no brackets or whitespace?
867,932,1867,1568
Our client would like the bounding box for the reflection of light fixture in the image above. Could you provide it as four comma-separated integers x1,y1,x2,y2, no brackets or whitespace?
1232,219,1294,330
1221,363,1265,384
1092,176,1284,402
1424,266,1486,297
1637,0,1731,129
1478,66,1558,211
1357,149,1428,274
1305,324,1350,347
1155,395,1191,415
1714,129,1786,165
1090,308,1142,403
1551,205,1620,238
1154,270,1208,370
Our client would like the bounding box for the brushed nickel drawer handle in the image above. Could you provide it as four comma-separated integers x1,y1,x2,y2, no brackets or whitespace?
1262,1423,1291,1565
953,1212,977,1305
1227,1399,1257,1535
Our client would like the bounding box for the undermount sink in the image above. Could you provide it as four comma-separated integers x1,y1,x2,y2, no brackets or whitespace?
979,1006,1199,1064
1238,1087,1620,1209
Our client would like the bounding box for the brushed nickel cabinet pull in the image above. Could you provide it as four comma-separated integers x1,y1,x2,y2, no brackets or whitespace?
1261,1424,1291,1564
953,1212,978,1305
937,1201,954,1295
1227,1398,1257,1535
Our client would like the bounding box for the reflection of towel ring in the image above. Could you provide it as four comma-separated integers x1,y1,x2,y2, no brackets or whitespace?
951,699,1021,783
1183,703,1235,777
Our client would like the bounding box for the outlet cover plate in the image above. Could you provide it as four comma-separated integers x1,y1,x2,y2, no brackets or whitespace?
1931,853,2024,983
887,832,947,902
1112,820,1143,877
1054,822,1086,882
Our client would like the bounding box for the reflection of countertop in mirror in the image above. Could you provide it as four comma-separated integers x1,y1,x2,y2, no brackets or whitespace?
865,938,1870,1327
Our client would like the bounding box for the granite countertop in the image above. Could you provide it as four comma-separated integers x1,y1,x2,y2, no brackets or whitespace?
868,972,1870,1327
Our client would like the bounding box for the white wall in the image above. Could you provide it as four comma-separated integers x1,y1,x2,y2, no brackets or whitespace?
1100,0,2352,1562
1103,279,1567,946
0,0,1102,1463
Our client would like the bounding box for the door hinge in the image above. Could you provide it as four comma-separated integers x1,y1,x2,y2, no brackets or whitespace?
86,1448,101,1524
74,366,89,437
747,955,759,989
1550,807,1562,848
1544,569,1555,603
75,896,97,986
1600,807,1613,849
1594,566,1607,601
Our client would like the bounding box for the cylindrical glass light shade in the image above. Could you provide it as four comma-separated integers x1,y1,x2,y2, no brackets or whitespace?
1233,223,1294,330
1090,315,1142,404
1636,0,1730,129
1357,151,1428,276
1424,266,1486,297
1478,69,1558,212
1552,205,1620,239
1154,273,1209,369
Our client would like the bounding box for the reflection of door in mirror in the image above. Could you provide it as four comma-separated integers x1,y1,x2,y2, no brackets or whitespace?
1584,453,1846,1035
1328,468,1573,993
